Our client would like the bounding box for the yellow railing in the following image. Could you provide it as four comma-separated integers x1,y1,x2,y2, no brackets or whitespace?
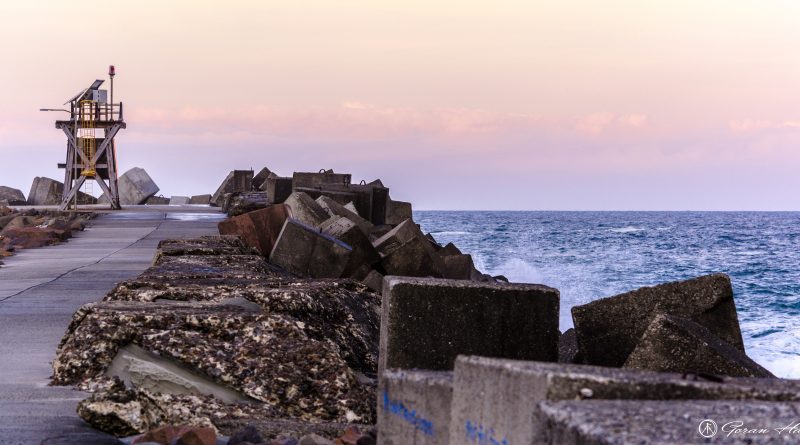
78,100,96,178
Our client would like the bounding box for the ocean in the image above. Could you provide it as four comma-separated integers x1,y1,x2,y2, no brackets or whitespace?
415,211,800,378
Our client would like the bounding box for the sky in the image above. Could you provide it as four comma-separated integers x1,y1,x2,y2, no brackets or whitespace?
1,1,799,210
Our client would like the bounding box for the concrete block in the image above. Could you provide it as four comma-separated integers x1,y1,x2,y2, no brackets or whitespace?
362,270,384,292
373,219,423,253
381,236,446,278
572,273,744,367
265,176,294,204
212,170,253,206
169,196,189,205
284,192,330,228
316,195,374,236
448,356,800,445
439,243,462,257
188,194,212,205
28,176,96,205
218,204,291,256
118,167,160,205
534,399,800,445
269,218,352,278
318,216,380,277
344,201,359,214
292,171,351,189
557,328,580,364
379,277,559,377
378,370,453,445
441,254,475,280
623,314,774,378
106,344,251,403
385,199,413,226
0,186,25,205
252,167,273,191
145,195,170,205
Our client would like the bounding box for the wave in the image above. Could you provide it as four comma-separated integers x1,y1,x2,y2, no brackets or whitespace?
608,226,645,233
430,231,473,236
488,258,544,284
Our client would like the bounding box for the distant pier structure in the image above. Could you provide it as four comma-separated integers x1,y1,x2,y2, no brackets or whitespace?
43,66,125,210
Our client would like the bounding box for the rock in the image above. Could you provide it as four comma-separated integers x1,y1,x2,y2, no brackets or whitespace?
361,270,384,293
334,425,361,445
378,370,452,445
379,277,560,376
173,427,217,445
188,194,213,205
252,167,274,191
571,273,744,367
316,196,374,236
284,192,329,228
77,379,166,437
0,185,25,205
264,176,293,204
438,243,462,257
384,199,412,226
218,205,291,256
146,195,171,205
170,196,190,205
228,425,264,445
380,237,445,278
269,218,352,278
623,314,775,378
0,226,69,249
318,216,380,277
440,254,474,280
212,170,254,207
292,171,352,189
558,328,580,364
132,425,191,444
298,433,334,445
114,167,160,205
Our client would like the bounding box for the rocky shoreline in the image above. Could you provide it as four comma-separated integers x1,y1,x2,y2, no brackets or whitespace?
0,205,93,265
26,167,792,444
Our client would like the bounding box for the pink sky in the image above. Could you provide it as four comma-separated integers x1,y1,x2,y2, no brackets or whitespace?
1,1,799,209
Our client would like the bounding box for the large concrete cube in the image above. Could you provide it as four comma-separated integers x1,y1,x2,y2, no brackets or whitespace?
218,204,291,256
169,196,189,205
379,277,559,377
378,370,453,445
264,176,293,204
534,400,800,445
449,356,800,445
319,216,380,277
211,170,253,206
251,167,273,191
385,199,413,226
28,177,96,205
572,273,744,367
373,219,424,253
623,314,774,378
381,237,446,278
0,186,25,205
188,194,212,205
117,167,160,205
292,171,352,189
269,218,352,278
316,195,374,235
284,192,329,228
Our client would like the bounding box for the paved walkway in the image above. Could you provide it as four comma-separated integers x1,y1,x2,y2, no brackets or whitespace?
0,207,223,444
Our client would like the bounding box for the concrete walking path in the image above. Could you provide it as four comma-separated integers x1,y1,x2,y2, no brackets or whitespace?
0,207,223,444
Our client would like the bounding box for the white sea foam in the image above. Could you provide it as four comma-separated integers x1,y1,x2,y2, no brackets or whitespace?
488,258,544,284
430,231,473,236
608,226,645,233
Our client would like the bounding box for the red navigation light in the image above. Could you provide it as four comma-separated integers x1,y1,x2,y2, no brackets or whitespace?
109,65,116,77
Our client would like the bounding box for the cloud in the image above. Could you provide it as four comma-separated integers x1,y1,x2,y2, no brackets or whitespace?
729,119,800,133
574,112,648,135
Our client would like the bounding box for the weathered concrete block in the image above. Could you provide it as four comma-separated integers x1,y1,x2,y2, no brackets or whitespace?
269,218,352,278
378,370,453,445
252,167,273,191
381,236,446,278
319,216,380,277
118,167,160,205
284,192,330,228
385,199,413,226
28,177,96,205
362,270,384,293
624,314,774,378
188,194,212,205
265,176,293,204
292,171,351,189
449,356,800,445
534,399,800,445
168,196,189,205
0,186,25,205
373,219,423,253
212,170,253,206
441,254,475,280
572,273,744,367
439,242,462,257
218,204,291,256
379,277,559,377
344,201,359,214
557,328,580,364
106,344,251,403
145,195,170,205
316,195,374,235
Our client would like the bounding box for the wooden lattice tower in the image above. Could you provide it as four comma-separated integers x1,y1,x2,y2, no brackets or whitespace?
53,66,125,210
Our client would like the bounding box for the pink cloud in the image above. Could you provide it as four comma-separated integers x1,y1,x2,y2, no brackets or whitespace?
729,119,800,132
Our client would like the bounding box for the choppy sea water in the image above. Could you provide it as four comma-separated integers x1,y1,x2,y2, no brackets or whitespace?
416,211,800,378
